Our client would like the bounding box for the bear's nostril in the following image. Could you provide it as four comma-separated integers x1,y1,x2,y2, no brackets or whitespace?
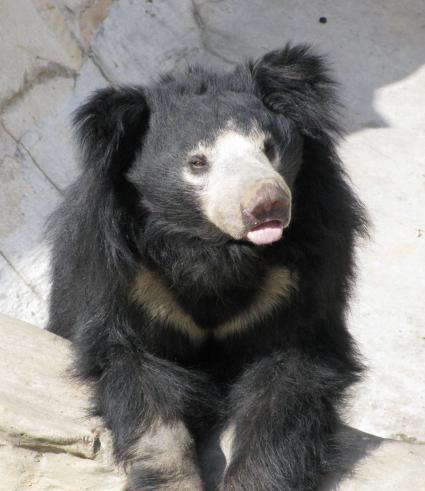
250,198,289,224
251,199,286,220
262,201,272,213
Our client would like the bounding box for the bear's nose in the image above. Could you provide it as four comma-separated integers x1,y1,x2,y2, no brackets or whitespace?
241,183,291,228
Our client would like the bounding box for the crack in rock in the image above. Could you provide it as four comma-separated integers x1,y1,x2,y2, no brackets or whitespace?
0,62,78,117
191,0,237,66
0,122,63,195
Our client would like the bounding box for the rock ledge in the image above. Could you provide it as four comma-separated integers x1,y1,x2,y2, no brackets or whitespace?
0,314,423,490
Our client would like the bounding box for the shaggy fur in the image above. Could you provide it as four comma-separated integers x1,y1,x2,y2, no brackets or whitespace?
48,45,367,490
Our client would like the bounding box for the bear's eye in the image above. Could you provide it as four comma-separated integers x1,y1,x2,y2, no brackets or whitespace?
189,155,208,172
263,138,276,162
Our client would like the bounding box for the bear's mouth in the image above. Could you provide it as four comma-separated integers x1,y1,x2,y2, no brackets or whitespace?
246,220,285,245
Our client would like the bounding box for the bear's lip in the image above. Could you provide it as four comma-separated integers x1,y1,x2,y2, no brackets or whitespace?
245,219,284,245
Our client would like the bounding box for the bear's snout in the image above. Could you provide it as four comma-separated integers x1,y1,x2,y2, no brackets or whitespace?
240,181,291,245
241,182,291,228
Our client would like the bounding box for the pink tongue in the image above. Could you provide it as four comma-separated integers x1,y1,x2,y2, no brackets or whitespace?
246,220,284,245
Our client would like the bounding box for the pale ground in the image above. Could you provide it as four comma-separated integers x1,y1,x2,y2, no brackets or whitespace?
0,0,424,443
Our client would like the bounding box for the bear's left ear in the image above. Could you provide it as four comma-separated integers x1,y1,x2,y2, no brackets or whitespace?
73,86,150,178
251,45,341,140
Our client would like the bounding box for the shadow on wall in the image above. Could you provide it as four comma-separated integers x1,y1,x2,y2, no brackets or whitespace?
192,0,425,135
92,0,425,135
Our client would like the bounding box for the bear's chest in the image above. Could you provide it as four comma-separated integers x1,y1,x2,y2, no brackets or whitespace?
132,265,298,344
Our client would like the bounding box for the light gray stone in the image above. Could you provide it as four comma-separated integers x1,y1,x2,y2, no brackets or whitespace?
55,0,114,49
342,66,425,441
0,0,81,110
0,59,108,326
0,314,126,491
0,254,47,327
91,0,227,85
1,58,109,191
0,126,60,325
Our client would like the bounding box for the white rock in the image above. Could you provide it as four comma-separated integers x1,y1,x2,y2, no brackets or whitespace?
0,254,47,327
91,0,226,85
56,0,114,48
1,59,109,190
0,0,81,109
0,60,109,326
0,314,126,491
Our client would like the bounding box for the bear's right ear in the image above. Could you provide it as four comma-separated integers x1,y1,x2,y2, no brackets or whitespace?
73,87,150,178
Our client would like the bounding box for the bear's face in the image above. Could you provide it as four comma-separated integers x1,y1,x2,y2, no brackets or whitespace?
128,91,303,245
75,46,339,250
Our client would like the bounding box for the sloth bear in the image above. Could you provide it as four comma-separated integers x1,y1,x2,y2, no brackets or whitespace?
48,45,367,490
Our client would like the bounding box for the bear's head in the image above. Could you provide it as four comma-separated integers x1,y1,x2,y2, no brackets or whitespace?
73,45,339,253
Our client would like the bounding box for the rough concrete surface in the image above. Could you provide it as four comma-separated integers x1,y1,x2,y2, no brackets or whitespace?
0,314,126,490
1,314,424,490
0,0,424,460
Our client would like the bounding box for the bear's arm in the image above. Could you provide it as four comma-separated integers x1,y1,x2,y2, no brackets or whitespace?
219,349,357,491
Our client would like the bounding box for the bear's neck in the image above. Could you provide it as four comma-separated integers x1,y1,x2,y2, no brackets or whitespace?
140,235,274,328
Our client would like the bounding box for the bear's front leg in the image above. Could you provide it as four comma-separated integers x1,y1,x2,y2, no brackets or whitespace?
126,419,203,491
91,346,208,491
220,351,354,491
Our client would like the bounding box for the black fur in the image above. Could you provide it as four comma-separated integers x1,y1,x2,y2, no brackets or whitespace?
48,45,367,490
